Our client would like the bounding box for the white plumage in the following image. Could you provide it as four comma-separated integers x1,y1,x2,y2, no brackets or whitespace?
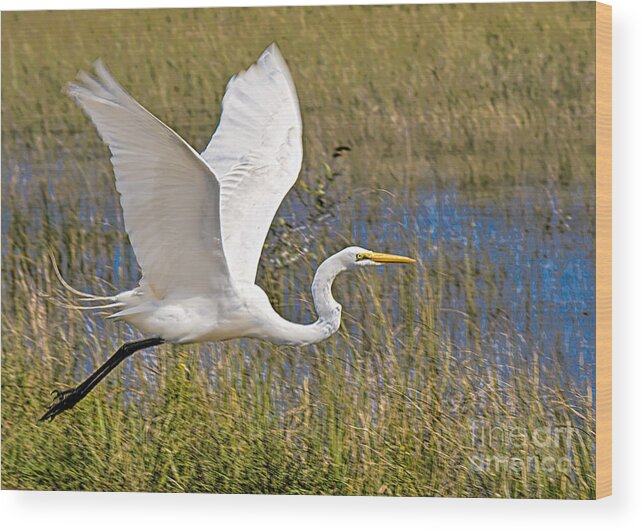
42,44,414,421
202,45,303,286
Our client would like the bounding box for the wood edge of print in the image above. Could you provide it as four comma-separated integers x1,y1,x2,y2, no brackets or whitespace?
595,1,612,500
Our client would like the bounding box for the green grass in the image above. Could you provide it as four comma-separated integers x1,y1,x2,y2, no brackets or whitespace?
2,3,595,189
2,3,596,497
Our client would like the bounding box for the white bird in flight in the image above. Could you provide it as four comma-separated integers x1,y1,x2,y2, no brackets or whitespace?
41,43,415,421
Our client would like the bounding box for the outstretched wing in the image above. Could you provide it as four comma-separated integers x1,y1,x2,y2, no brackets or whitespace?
201,43,303,286
69,62,233,299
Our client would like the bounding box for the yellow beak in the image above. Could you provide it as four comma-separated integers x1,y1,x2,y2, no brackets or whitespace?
365,252,416,264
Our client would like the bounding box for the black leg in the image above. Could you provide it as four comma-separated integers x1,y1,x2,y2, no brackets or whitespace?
40,337,164,422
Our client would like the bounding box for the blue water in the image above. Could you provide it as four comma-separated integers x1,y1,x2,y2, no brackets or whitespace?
1,160,596,388
413,186,595,384
268,183,595,387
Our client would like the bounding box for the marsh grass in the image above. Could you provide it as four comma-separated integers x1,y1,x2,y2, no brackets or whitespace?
2,4,595,497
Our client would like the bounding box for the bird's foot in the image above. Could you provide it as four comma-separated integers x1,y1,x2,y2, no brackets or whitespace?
39,387,86,422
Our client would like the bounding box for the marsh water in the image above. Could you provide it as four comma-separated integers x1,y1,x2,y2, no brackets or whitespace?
1,158,596,389
276,180,596,386
414,185,594,384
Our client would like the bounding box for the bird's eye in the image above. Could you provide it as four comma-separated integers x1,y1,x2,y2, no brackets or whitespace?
356,253,365,261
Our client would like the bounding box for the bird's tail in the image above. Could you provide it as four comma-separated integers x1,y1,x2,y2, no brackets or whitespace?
44,251,125,312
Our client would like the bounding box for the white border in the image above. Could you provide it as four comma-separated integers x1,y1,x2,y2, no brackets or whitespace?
1,0,641,529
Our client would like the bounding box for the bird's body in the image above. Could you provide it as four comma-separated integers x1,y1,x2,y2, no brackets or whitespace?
108,259,341,346
41,44,414,421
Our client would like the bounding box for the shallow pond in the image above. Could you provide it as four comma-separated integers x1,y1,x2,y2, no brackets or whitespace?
1,159,596,388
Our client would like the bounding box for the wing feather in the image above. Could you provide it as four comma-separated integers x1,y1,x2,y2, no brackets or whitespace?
201,43,303,285
69,61,233,299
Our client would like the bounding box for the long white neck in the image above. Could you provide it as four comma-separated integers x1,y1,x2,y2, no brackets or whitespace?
257,253,346,346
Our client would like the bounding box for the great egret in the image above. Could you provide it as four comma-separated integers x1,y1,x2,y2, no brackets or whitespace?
41,44,415,422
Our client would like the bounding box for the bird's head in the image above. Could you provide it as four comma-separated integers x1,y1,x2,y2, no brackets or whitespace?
338,246,416,270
